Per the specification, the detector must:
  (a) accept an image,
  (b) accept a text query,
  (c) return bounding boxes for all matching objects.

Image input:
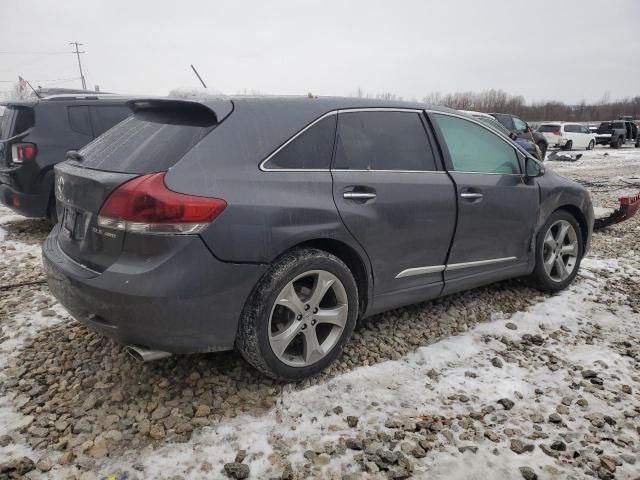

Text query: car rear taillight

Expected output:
[11,143,36,164]
[97,172,226,234]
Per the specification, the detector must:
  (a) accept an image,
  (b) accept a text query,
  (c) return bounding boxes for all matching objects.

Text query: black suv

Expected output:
[0,92,131,221]
[491,113,548,159]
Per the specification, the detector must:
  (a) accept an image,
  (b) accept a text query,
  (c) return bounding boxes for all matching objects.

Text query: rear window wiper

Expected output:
[66,150,84,162]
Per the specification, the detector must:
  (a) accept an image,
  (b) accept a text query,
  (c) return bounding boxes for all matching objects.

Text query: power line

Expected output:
[0,51,71,55]
[69,41,86,90]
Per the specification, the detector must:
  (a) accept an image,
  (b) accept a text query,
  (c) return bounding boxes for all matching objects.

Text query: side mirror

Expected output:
[509,132,518,140]
[525,156,545,178]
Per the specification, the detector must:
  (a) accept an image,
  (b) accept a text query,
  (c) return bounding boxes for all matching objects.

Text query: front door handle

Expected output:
[460,192,483,199]
[343,192,377,200]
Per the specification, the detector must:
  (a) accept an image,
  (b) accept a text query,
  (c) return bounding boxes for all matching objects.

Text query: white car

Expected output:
[537,122,596,151]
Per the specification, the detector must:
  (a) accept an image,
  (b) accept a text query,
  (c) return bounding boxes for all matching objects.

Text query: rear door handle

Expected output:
[343,192,377,200]
[460,192,483,199]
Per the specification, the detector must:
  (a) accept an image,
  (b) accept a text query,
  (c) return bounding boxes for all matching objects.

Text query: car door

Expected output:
[430,112,539,295]
[331,109,457,309]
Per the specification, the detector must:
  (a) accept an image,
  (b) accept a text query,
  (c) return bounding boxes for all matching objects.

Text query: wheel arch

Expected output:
[289,238,371,316]
[553,205,589,256]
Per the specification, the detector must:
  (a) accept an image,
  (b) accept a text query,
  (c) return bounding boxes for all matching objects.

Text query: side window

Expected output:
[90,106,131,137]
[67,106,92,136]
[263,115,336,170]
[513,116,528,133]
[580,125,589,134]
[433,113,521,175]
[492,114,514,131]
[333,111,437,171]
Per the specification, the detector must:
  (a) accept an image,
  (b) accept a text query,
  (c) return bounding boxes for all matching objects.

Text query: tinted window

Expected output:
[513,116,528,132]
[78,110,215,174]
[613,122,624,129]
[538,124,560,133]
[90,105,131,136]
[580,125,590,134]
[67,106,92,136]
[492,114,513,130]
[434,113,520,174]
[264,115,336,170]
[334,111,436,171]
[1,106,35,138]
[474,116,512,137]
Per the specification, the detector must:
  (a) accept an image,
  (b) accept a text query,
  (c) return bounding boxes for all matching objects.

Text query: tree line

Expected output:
[354,88,640,122]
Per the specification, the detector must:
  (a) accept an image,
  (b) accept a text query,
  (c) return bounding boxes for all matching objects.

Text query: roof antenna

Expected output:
[190,64,207,89]
[23,77,42,99]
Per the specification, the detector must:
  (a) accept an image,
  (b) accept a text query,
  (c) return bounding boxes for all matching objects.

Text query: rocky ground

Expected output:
[0,146,639,479]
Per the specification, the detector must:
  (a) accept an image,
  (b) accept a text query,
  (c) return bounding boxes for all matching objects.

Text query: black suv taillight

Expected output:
[11,143,36,164]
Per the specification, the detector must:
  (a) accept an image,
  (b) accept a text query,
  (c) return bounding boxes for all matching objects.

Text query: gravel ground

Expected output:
[0,145,639,479]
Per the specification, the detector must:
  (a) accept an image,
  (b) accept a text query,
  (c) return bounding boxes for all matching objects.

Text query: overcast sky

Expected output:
[1,0,639,104]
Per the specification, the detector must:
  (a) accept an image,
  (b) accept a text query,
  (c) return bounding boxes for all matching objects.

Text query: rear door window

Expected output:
[78,109,216,173]
[492,114,514,131]
[67,106,92,136]
[89,105,131,136]
[263,115,336,170]
[333,111,437,171]
[433,113,520,175]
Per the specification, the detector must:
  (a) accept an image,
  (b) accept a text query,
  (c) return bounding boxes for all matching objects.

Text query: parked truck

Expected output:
[595,120,639,148]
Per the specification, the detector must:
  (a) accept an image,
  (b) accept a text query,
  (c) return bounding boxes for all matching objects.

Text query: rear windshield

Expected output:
[77,108,216,173]
[0,106,35,139]
[538,124,560,133]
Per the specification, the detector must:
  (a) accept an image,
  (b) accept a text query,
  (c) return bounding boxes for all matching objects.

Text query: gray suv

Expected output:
[43,97,594,380]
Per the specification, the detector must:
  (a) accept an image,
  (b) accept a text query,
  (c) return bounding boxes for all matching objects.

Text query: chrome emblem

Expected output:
[55,176,65,201]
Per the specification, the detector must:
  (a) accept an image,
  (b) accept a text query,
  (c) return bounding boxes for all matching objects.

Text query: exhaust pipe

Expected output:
[126,345,172,362]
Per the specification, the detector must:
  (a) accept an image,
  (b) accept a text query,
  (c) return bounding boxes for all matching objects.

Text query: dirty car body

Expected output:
[43,96,594,379]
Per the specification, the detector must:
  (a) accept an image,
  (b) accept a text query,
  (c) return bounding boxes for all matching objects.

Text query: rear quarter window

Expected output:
[263,115,336,170]
[90,105,132,136]
[67,106,93,136]
[0,106,35,138]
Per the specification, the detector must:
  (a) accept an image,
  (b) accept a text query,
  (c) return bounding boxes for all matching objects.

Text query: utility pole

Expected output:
[69,41,86,90]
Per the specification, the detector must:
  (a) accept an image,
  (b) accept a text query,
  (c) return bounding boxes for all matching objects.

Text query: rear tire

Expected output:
[236,248,359,381]
[562,140,573,151]
[611,137,623,149]
[587,140,595,150]
[527,210,583,293]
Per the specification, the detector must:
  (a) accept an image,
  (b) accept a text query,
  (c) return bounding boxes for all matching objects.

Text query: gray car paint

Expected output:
[43,96,594,355]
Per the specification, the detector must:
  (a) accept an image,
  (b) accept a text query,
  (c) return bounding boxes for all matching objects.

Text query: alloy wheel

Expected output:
[268,270,348,367]
[542,220,579,282]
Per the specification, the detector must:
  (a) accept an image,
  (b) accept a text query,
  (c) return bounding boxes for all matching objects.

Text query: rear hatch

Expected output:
[537,124,561,142]
[0,104,36,174]
[54,98,230,272]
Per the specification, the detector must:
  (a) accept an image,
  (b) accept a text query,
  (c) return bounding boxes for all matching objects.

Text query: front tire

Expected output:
[236,248,358,381]
[527,210,583,293]
[587,140,595,150]
[563,140,573,151]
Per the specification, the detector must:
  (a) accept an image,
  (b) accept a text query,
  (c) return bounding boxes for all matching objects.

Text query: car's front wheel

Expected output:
[237,248,358,381]
[587,140,595,150]
[527,210,583,293]
[563,140,573,151]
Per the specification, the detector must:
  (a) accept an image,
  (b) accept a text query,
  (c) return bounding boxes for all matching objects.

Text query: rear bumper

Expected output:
[0,182,49,217]
[42,225,268,353]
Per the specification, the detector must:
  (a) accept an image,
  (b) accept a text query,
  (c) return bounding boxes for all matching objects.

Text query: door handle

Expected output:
[343,192,377,200]
[460,192,483,199]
